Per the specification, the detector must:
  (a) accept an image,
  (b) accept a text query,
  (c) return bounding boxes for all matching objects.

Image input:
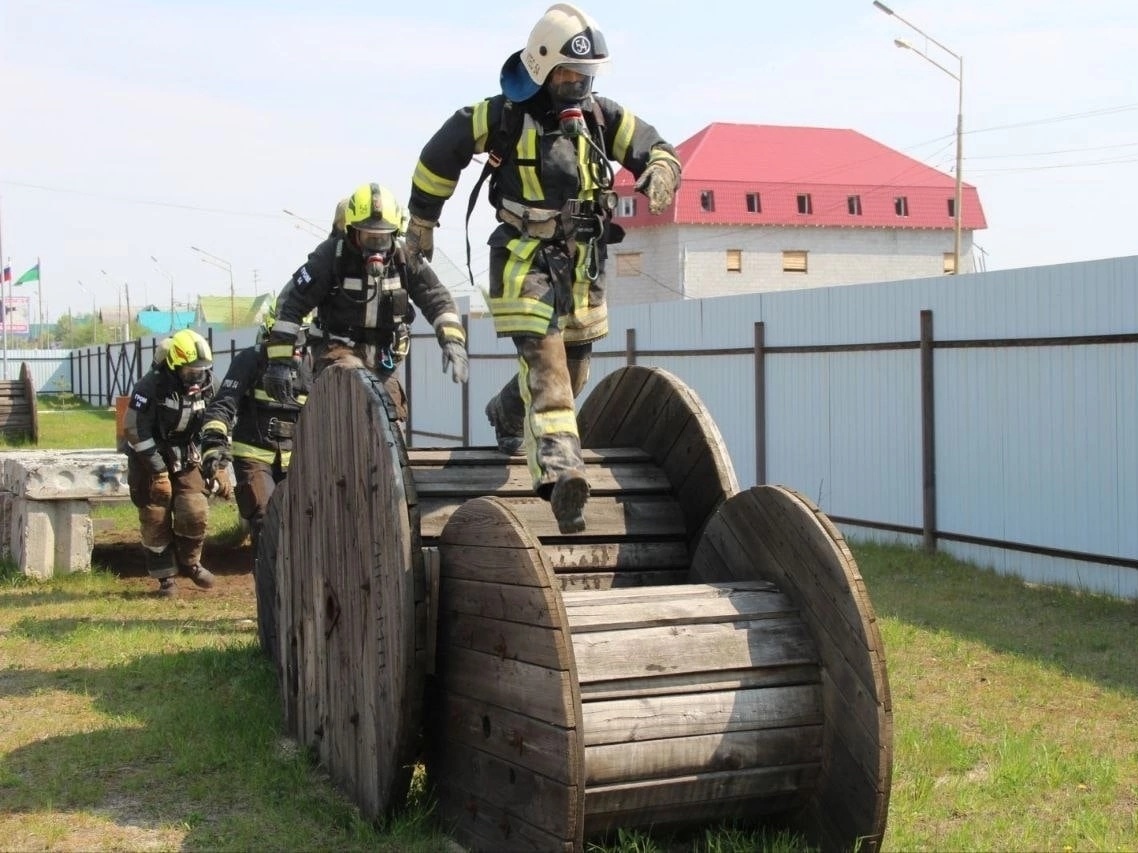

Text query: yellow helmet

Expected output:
[166,329,212,370]
[343,183,408,253]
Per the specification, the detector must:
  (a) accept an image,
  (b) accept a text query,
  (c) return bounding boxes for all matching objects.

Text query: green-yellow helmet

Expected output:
[343,183,409,254]
[166,329,212,370]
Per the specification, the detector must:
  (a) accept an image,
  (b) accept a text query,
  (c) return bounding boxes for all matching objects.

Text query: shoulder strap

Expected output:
[463,100,524,287]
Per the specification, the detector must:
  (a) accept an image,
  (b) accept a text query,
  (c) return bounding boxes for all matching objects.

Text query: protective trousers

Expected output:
[127,458,210,577]
[234,456,286,551]
[310,340,409,421]
[486,341,593,447]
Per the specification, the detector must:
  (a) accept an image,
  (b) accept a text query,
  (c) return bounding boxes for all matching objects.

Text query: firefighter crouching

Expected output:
[199,299,311,552]
[262,182,469,416]
[122,329,230,597]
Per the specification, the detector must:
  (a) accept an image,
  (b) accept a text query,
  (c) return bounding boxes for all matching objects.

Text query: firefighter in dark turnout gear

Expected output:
[200,299,311,551]
[406,3,681,533]
[122,329,224,596]
[264,183,468,416]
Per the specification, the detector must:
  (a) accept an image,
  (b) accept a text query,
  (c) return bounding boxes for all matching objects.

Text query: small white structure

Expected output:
[0,450,128,579]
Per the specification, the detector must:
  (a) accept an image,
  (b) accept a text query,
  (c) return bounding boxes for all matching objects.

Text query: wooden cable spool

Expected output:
[268,364,891,852]
[0,363,39,444]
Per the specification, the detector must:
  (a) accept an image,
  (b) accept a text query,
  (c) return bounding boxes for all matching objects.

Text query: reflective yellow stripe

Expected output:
[533,410,579,435]
[577,135,595,193]
[472,100,490,153]
[613,112,636,162]
[648,148,681,169]
[232,442,276,463]
[438,326,466,344]
[518,121,542,201]
[490,299,554,336]
[202,420,228,436]
[412,161,457,199]
[266,344,294,360]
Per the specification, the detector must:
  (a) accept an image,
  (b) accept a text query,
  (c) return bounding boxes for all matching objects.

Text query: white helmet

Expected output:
[501,4,610,101]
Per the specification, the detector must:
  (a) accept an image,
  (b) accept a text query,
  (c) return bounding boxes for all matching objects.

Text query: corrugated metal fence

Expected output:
[9,256,1137,598]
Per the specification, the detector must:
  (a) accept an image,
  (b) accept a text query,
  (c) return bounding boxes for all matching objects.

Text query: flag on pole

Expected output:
[14,262,39,286]
[1,265,10,284]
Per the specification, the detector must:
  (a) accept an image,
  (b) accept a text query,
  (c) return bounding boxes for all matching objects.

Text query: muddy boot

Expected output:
[485,395,523,456]
[157,577,177,597]
[182,563,216,589]
[550,470,590,534]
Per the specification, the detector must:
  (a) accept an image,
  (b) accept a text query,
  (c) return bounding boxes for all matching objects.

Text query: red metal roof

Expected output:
[614,122,986,231]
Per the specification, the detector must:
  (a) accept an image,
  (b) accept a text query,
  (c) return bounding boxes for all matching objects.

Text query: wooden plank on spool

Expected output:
[408,446,650,466]
[580,685,822,746]
[543,541,690,574]
[562,581,794,631]
[689,485,892,853]
[571,618,818,686]
[420,494,687,543]
[431,497,584,853]
[584,727,824,786]
[584,765,820,836]
[412,460,670,496]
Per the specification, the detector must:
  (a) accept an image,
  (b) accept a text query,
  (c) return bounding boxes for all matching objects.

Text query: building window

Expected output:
[947,198,956,217]
[700,190,715,212]
[943,253,955,275]
[726,249,742,273]
[894,196,909,217]
[847,195,863,215]
[796,194,813,215]
[746,192,762,213]
[783,250,808,273]
[616,252,643,276]
[618,196,637,217]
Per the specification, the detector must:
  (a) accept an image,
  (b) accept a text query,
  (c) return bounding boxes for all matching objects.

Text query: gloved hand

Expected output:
[404,215,437,263]
[201,440,232,480]
[149,471,172,505]
[262,361,298,405]
[441,340,469,383]
[207,466,233,501]
[634,158,680,215]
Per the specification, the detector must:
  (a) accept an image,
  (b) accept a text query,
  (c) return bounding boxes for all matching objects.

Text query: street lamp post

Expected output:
[189,246,236,327]
[150,255,177,332]
[873,0,964,275]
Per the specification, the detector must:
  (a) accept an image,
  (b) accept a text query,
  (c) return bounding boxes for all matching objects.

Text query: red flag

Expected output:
[1,265,10,284]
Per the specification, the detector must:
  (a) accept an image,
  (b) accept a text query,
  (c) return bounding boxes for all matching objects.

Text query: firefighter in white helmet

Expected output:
[406,4,681,533]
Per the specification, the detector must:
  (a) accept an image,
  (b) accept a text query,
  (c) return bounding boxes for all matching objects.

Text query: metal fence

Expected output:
[11,255,1138,599]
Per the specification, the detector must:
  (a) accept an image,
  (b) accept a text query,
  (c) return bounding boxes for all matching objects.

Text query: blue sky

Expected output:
[1,0,1136,321]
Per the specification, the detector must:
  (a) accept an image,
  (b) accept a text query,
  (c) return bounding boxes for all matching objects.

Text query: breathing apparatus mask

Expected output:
[548,65,594,138]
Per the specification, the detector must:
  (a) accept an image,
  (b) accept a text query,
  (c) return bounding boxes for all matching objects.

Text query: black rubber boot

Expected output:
[485,396,524,456]
[157,578,177,597]
[182,564,216,589]
[550,471,590,534]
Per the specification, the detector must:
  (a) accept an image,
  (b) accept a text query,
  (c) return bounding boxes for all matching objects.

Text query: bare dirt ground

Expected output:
[92,527,257,601]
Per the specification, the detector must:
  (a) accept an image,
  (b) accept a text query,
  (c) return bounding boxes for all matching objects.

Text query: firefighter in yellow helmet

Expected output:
[406,3,681,533]
[122,328,226,596]
[199,295,311,553]
[263,182,468,418]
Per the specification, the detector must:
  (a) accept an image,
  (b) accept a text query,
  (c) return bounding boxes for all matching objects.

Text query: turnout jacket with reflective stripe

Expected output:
[123,367,214,473]
[201,345,310,463]
[269,236,462,350]
[409,90,680,237]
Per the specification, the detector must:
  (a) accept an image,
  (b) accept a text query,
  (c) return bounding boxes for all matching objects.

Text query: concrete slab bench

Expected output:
[0,450,128,579]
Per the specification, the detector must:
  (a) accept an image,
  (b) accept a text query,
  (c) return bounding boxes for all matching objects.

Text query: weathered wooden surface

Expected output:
[577,365,739,540]
[433,497,832,850]
[0,363,38,444]
[432,497,583,853]
[254,479,286,667]
[265,364,892,851]
[277,365,423,821]
[690,485,893,853]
